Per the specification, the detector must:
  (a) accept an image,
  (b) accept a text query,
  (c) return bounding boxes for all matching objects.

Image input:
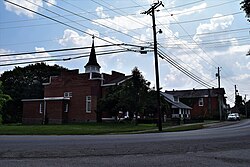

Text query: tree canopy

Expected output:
[0,63,66,123]
[0,81,11,123]
[98,67,169,124]
[241,0,250,22]
[240,0,250,55]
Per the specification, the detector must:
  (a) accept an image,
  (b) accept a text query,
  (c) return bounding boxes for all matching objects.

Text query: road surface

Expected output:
[0,120,250,167]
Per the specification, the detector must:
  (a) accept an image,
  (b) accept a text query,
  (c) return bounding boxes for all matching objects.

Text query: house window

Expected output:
[173,96,179,102]
[199,98,204,106]
[86,96,91,113]
[64,92,72,98]
[39,102,44,114]
[64,103,69,113]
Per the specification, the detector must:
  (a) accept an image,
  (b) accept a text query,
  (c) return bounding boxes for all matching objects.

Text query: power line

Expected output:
[158,50,215,88]
[41,0,146,44]
[0,49,130,67]
[0,44,122,57]
[169,0,240,16]
[3,0,144,54]
[168,12,243,25]
[0,48,128,62]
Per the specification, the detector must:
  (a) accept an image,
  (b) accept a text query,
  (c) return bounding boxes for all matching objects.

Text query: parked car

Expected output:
[227,113,240,121]
[233,113,240,120]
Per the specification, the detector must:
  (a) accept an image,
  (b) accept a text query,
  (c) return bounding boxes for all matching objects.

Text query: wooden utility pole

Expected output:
[235,85,238,104]
[216,67,221,88]
[142,1,164,131]
[245,94,247,118]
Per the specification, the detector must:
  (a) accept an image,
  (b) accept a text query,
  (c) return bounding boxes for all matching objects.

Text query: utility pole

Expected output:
[244,94,247,118]
[216,67,221,88]
[235,85,238,104]
[142,0,164,131]
[216,67,222,120]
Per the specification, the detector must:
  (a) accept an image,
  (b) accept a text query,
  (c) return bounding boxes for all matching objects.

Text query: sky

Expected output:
[0,0,249,106]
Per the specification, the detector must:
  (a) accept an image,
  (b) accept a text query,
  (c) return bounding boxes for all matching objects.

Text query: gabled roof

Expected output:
[166,88,225,98]
[161,92,192,109]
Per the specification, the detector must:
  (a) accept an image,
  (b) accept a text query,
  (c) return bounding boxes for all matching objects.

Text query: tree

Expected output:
[235,95,245,115]
[0,81,11,124]
[240,0,250,55]
[98,67,169,124]
[0,63,66,123]
[241,0,250,22]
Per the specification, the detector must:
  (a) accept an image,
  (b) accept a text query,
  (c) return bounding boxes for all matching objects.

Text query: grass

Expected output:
[0,122,204,135]
[0,122,157,135]
[163,124,204,132]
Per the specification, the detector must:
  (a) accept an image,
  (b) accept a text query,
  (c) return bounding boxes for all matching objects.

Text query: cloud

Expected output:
[58,29,91,47]
[194,14,234,42]
[0,48,42,74]
[96,6,109,18]
[45,0,56,7]
[58,29,126,72]
[172,2,207,17]
[4,0,56,18]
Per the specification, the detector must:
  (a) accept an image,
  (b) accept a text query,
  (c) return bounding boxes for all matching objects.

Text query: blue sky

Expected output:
[0,0,249,106]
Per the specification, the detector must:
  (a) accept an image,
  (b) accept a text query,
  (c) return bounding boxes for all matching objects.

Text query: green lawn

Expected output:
[0,122,204,135]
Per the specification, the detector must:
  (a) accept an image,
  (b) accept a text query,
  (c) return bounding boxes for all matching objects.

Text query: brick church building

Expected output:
[22,39,131,124]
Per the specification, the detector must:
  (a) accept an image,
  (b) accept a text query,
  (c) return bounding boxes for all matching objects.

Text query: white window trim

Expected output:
[86,96,91,113]
[64,92,72,98]
[199,98,204,106]
[64,103,69,113]
[39,102,43,114]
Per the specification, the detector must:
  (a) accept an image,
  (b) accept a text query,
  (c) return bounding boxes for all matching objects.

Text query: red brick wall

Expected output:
[184,97,219,119]
[22,101,43,124]
[44,70,102,122]
[46,101,63,124]
[23,70,127,124]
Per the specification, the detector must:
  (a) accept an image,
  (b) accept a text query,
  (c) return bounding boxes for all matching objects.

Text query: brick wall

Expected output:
[22,101,43,124]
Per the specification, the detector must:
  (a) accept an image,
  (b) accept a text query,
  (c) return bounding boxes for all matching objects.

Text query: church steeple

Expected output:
[84,36,101,73]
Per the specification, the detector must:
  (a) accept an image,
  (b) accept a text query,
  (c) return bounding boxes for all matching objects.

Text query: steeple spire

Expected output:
[84,36,101,73]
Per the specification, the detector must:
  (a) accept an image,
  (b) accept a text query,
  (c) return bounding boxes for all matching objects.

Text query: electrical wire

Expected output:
[0,44,122,57]
[0,49,130,67]
[41,0,146,44]
[158,50,215,88]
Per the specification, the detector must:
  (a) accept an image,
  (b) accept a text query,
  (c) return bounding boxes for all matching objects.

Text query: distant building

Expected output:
[22,39,131,124]
[161,92,192,119]
[166,88,228,120]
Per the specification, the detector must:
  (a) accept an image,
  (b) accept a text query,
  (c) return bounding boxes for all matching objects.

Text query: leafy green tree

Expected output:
[241,0,250,22]
[0,81,11,124]
[235,95,245,115]
[98,67,169,124]
[0,63,66,123]
[240,0,250,55]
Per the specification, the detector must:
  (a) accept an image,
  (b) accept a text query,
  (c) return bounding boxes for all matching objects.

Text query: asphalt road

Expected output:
[0,120,250,167]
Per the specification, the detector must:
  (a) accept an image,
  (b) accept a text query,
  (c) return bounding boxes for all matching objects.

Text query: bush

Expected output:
[138,118,158,124]
[183,118,204,124]
[0,114,2,124]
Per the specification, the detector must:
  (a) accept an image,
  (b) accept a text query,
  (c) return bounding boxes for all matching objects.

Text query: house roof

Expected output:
[166,88,225,98]
[160,92,192,110]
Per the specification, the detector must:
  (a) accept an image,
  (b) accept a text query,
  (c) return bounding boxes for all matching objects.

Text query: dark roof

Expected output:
[103,75,132,86]
[166,88,225,98]
[161,92,192,109]
[85,39,100,68]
